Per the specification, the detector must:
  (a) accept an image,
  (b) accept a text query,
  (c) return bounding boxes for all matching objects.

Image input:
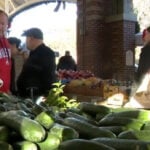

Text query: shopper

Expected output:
[17,27,57,99]
[136,26,150,83]
[8,37,29,95]
[0,10,11,93]
[57,50,77,71]
[127,26,150,108]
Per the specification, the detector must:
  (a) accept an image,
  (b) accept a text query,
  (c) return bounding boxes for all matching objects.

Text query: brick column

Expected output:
[105,0,137,80]
[77,0,137,80]
[77,0,105,77]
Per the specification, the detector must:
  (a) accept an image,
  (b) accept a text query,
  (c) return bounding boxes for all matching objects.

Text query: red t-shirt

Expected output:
[0,37,11,93]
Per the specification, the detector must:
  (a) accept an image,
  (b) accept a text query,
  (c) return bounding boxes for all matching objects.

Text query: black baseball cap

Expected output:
[22,27,43,39]
[8,37,21,48]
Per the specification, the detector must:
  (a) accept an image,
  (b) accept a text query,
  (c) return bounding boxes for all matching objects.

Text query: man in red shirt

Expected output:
[0,10,11,93]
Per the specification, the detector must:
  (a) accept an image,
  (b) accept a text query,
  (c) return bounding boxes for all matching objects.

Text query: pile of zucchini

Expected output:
[1,90,150,150]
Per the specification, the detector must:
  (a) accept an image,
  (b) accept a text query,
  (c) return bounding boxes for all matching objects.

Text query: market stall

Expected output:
[57,69,131,107]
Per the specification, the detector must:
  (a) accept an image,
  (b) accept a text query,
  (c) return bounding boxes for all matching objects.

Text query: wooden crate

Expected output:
[64,84,103,97]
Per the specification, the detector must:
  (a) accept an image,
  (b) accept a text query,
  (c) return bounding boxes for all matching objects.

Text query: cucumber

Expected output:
[0,111,46,142]
[78,102,111,116]
[0,104,6,112]
[58,139,116,150]
[13,141,38,150]
[99,116,144,130]
[92,137,150,150]
[118,130,150,142]
[37,132,61,150]
[66,111,98,126]
[105,109,150,121]
[142,121,150,130]
[9,131,23,144]
[31,104,47,116]
[0,141,13,150]
[63,117,116,139]
[96,113,108,121]
[0,125,10,141]
[35,110,55,130]
[99,126,127,135]
[0,110,28,117]
[50,123,79,141]
[16,103,32,114]
[23,98,34,108]
[0,93,18,103]
[57,112,67,118]
[111,107,137,112]
[66,107,82,115]
[3,103,17,111]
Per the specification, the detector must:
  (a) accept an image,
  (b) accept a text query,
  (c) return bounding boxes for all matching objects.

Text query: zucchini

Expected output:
[92,137,150,150]
[37,132,61,150]
[13,141,38,150]
[0,141,13,150]
[58,139,116,150]
[99,116,144,130]
[35,110,55,130]
[0,111,46,142]
[50,123,79,141]
[118,130,150,142]
[63,117,116,139]
[78,102,111,116]
[105,109,150,121]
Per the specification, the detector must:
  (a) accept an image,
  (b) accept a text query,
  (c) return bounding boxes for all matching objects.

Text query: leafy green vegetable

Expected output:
[45,81,79,109]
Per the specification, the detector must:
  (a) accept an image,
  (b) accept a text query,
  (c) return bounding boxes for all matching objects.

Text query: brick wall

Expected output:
[77,0,136,80]
[105,20,135,80]
[77,0,105,77]
[123,21,136,80]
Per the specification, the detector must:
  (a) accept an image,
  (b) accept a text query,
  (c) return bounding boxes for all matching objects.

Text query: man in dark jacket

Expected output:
[136,26,150,84]
[17,27,57,98]
[57,51,77,71]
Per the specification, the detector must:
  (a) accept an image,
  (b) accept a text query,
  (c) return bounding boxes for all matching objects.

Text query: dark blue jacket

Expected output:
[57,55,77,71]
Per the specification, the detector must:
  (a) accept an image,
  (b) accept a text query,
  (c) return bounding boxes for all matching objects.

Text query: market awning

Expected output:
[0,0,76,21]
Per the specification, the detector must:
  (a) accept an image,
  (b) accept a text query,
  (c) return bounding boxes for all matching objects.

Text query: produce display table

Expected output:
[58,70,130,106]
[64,83,129,107]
